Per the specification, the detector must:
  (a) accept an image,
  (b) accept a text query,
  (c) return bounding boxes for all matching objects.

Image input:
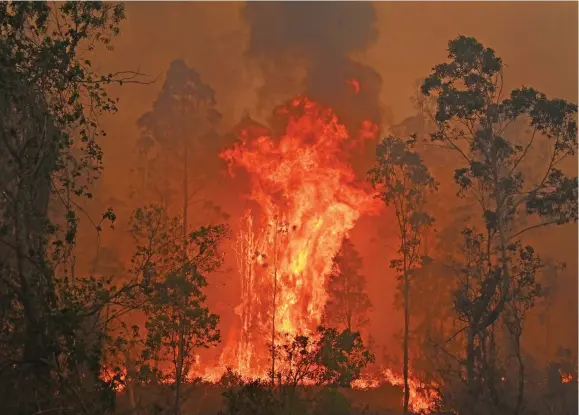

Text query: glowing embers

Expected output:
[559,370,574,384]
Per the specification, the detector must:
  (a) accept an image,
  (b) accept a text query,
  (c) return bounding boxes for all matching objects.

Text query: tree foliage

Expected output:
[0,2,144,413]
[369,135,437,414]
[123,205,227,413]
[220,327,371,415]
[421,35,578,414]
[134,59,223,220]
[274,326,375,388]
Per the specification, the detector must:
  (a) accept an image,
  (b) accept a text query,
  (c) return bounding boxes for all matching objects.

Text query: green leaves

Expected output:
[526,170,578,224]
[369,135,437,205]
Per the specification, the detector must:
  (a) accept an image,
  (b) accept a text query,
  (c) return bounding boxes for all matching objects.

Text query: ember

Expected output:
[347,78,361,94]
[560,370,574,384]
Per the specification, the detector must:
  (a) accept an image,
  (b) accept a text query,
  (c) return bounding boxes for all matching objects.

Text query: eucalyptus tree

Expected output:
[369,136,437,414]
[421,35,577,413]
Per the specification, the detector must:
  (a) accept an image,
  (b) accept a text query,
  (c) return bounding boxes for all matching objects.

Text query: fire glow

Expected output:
[217,96,380,376]
[352,368,440,414]
[188,95,438,412]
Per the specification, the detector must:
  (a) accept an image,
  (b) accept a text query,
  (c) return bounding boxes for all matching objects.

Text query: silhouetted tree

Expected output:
[369,136,437,414]
[128,205,227,415]
[421,35,578,414]
[322,237,372,332]
[135,60,222,236]
[219,327,373,415]
[0,2,146,413]
[274,326,374,388]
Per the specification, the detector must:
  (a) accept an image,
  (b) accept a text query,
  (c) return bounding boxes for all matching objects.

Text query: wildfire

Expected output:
[352,368,440,414]
[100,367,126,392]
[559,370,574,384]
[346,78,361,94]
[217,96,379,377]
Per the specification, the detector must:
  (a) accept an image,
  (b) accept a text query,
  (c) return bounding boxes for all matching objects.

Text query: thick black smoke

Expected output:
[242,2,383,131]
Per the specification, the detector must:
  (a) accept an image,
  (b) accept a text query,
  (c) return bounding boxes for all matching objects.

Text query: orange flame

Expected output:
[352,368,440,414]
[560,370,574,384]
[100,367,126,392]
[346,78,361,94]
[217,96,380,377]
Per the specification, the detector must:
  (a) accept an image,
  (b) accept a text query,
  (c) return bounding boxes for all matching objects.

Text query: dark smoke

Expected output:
[242,2,383,130]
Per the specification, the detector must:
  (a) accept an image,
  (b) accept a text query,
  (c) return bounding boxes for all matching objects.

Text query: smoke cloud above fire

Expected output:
[243,2,383,131]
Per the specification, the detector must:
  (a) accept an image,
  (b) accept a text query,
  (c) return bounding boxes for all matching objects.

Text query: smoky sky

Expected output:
[91,1,577,363]
[243,2,383,129]
[243,2,378,57]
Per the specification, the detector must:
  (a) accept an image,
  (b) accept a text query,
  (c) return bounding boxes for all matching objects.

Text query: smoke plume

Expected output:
[242,2,383,131]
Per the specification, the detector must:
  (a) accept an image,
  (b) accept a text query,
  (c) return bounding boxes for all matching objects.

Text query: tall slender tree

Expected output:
[129,206,226,415]
[136,59,222,239]
[369,136,437,414]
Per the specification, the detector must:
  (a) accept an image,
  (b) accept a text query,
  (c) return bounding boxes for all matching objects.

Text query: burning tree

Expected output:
[420,35,578,414]
[219,97,379,379]
[322,237,373,333]
[369,136,437,415]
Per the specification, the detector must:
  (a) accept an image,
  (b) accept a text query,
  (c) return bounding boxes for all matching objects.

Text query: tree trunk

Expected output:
[403,253,410,414]
[514,329,525,415]
[466,327,476,411]
[183,133,189,247]
[7,94,60,411]
[125,349,138,414]
[174,321,185,415]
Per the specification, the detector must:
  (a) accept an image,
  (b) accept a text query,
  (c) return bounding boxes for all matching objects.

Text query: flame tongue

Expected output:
[219,96,378,376]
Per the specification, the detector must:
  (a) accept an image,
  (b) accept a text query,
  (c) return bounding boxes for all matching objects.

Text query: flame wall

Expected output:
[215,97,380,377]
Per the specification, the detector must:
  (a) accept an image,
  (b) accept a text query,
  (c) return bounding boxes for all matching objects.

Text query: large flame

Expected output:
[186,96,437,413]
[217,96,379,376]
